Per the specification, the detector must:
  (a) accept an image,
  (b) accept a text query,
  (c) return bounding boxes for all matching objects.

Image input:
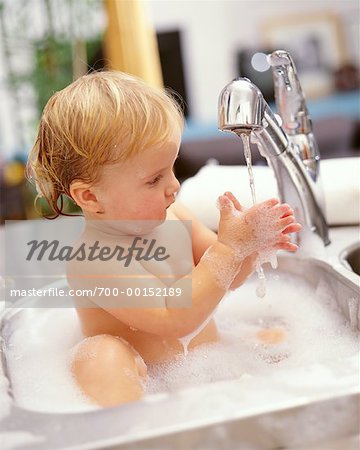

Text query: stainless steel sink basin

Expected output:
[1,248,359,450]
[0,222,359,450]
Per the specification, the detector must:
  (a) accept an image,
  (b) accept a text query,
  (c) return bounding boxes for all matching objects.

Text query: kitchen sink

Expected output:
[341,241,360,276]
[0,226,359,450]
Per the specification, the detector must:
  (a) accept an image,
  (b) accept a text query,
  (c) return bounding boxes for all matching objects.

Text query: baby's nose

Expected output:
[166,175,180,197]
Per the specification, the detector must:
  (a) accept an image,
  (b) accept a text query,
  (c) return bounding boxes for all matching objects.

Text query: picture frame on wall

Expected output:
[262,12,347,98]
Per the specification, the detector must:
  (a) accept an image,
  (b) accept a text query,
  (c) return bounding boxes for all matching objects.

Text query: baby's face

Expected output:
[94,128,181,222]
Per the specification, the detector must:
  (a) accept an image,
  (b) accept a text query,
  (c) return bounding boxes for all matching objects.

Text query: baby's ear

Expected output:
[70,180,103,213]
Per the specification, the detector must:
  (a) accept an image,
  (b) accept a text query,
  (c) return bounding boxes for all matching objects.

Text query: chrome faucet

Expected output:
[218,50,330,246]
[269,50,321,181]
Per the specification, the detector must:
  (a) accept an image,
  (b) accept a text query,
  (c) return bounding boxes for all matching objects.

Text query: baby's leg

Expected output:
[70,334,147,407]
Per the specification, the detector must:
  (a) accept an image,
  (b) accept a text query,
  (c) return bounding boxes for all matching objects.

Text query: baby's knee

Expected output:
[72,334,146,376]
[71,334,147,407]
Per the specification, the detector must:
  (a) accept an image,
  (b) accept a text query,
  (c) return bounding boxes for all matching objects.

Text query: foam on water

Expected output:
[2,272,358,412]
[146,271,359,394]
[3,309,99,412]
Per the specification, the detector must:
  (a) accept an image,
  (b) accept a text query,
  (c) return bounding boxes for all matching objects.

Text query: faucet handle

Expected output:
[268,50,312,136]
[269,50,321,181]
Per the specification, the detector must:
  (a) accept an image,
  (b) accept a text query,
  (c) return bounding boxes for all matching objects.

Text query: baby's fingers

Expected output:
[262,198,280,209]
[217,195,235,220]
[277,215,296,231]
[224,191,243,212]
[280,209,294,219]
[281,223,302,234]
[278,234,291,242]
[275,232,299,252]
[275,241,299,252]
[273,203,293,217]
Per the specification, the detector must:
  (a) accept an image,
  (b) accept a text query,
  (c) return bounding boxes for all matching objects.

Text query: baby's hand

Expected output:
[217,191,301,258]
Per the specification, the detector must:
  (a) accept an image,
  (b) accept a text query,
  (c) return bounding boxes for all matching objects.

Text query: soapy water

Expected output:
[146,272,359,394]
[3,308,98,412]
[2,271,358,412]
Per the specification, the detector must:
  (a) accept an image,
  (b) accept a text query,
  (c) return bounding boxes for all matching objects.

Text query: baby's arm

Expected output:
[69,194,300,339]
[68,199,247,339]
[172,202,256,290]
[169,201,217,264]
[68,235,241,339]
[172,193,301,291]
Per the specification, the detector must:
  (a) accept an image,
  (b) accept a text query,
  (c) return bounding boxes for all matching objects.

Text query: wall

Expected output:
[0,0,359,159]
[148,0,360,121]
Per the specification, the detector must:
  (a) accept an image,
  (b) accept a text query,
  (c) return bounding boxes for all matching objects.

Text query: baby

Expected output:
[27,71,301,407]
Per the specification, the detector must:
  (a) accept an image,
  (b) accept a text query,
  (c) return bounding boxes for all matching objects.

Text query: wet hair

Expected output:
[27,71,184,218]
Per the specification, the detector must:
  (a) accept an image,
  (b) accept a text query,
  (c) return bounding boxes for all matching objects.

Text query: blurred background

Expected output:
[0,0,359,222]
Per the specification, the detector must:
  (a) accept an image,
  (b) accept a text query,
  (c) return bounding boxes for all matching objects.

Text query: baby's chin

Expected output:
[126,219,165,235]
[89,214,166,235]
[124,212,167,235]
[139,209,168,224]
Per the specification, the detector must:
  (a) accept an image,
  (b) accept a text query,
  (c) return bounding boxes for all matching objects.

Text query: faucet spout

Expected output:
[218,77,288,156]
[218,76,330,246]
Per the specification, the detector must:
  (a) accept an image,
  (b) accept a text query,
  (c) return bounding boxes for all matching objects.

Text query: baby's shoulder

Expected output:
[65,232,138,278]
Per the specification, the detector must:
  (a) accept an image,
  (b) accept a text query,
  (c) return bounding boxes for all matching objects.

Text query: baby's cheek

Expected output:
[129,204,144,218]
[131,199,155,214]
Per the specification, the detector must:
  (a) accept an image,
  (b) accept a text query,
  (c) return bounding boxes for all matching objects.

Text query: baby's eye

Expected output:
[147,174,163,186]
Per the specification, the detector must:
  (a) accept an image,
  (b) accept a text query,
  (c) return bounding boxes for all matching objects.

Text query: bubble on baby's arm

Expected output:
[201,247,238,291]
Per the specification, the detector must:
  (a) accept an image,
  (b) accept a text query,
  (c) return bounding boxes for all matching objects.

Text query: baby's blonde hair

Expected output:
[27,70,184,218]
